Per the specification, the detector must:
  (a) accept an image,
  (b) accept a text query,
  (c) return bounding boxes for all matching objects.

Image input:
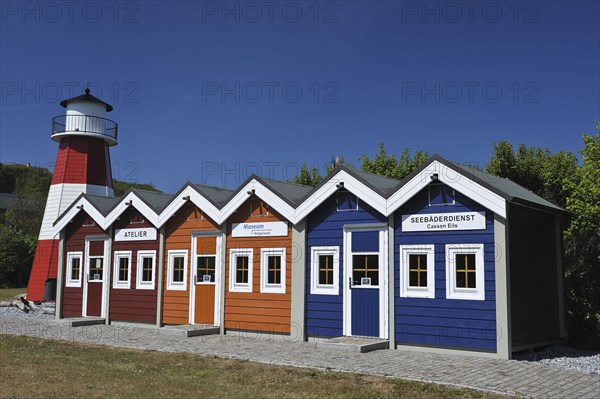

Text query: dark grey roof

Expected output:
[131,189,173,213]
[450,161,565,213]
[190,183,235,207]
[84,195,119,215]
[259,178,313,205]
[345,166,401,194]
[59,88,113,112]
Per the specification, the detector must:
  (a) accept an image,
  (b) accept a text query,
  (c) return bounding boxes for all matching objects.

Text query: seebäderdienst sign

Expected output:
[114,228,157,241]
[231,221,288,237]
[401,211,486,232]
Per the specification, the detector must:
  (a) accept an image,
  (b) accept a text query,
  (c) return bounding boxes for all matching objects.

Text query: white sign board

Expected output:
[402,211,486,232]
[114,228,157,241]
[231,221,288,237]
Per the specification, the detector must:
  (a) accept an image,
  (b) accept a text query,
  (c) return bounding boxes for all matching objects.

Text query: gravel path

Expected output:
[514,346,600,375]
[1,309,599,398]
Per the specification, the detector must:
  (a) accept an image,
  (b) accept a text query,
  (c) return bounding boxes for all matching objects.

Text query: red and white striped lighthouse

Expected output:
[27,88,118,301]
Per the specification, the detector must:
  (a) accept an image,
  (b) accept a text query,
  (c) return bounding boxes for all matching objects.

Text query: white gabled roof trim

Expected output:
[386,160,506,218]
[51,197,107,236]
[104,192,160,229]
[218,179,296,224]
[158,185,221,227]
[294,171,387,222]
[51,159,507,235]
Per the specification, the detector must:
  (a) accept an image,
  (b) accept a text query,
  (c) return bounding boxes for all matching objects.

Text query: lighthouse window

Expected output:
[167,250,188,290]
[66,251,83,287]
[260,248,286,294]
[229,248,253,293]
[310,246,339,295]
[445,244,485,301]
[399,245,435,298]
[137,250,156,290]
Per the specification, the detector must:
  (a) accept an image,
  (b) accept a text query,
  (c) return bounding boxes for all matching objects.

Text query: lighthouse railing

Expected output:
[51,115,119,141]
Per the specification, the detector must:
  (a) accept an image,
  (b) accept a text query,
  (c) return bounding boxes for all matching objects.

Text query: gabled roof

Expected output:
[256,177,313,206]
[217,175,311,224]
[450,161,565,213]
[189,183,235,207]
[85,194,120,215]
[51,154,566,235]
[158,182,235,227]
[343,166,401,195]
[52,193,117,235]
[130,189,173,213]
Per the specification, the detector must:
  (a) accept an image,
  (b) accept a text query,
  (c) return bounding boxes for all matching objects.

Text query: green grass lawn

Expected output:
[0,335,505,399]
[0,287,26,300]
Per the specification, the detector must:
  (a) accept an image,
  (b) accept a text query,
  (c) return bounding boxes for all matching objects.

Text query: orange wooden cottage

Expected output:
[219,177,311,335]
[159,183,233,327]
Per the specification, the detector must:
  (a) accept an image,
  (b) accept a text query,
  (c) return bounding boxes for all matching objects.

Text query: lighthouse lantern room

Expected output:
[27,89,118,301]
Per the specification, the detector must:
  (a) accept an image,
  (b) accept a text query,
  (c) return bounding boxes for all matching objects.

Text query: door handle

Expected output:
[349,277,353,290]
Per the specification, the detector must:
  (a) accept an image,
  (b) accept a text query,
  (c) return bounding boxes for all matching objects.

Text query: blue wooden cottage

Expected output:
[298,155,567,359]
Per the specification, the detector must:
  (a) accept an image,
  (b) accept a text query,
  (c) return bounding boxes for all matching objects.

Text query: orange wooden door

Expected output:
[193,236,217,325]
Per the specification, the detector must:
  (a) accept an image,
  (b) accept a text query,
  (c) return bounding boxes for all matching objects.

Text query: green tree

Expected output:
[1,164,51,237]
[486,141,578,209]
[293,164,322,187]
[0,225,36,287]
[361,144,429,180]
[112,180,161,197]
[563,124,600,348]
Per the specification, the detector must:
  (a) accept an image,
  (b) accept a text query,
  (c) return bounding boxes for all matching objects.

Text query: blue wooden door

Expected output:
[349,230,381,337]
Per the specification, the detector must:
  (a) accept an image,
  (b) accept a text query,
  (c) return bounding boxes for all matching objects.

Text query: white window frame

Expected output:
[112,251,132,289]
[445,243,485,301]
[167,250,188,291]
[65,251,83,288]
[399,244,435,299]
[310,246,340,295]
[229,248,253,293]
[260,247,286,294]
[136,250,156,290]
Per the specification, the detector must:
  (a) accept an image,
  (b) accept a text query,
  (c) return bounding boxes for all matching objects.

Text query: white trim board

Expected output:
[386,160,506,219]
[52,159,509,238]
[188,231,222,326]
[218,179,296,225]
[294,171,387,222]
[342,224,389,340]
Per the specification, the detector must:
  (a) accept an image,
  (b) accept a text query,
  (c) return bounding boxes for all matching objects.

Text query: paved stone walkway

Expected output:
[1,315,598,398]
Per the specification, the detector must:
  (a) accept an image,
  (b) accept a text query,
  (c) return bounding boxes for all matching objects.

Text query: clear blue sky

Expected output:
[1,1,598,193]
